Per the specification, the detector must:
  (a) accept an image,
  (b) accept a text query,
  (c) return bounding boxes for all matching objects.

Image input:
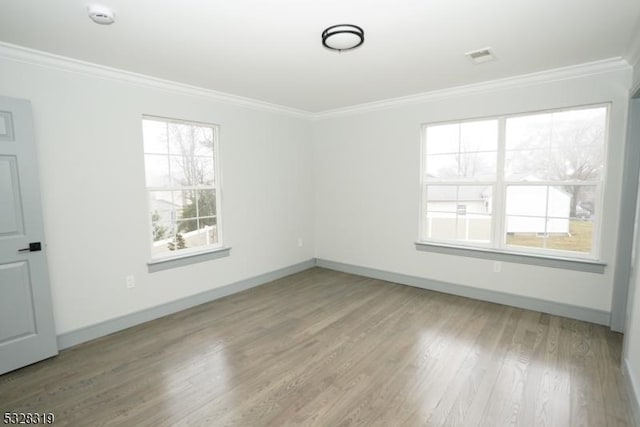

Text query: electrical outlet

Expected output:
[297,238,304,247]
[493,261,502,273]
[126,275,135,289]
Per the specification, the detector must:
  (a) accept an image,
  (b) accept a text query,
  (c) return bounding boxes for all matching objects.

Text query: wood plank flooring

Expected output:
[0,267,636,426]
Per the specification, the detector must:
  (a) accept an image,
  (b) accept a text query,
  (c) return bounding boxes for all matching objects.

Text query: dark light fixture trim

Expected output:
[322,24,365,52]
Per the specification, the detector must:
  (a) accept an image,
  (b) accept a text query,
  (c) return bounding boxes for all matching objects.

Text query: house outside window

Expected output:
[420,104,608,260]
[142,116,223,259]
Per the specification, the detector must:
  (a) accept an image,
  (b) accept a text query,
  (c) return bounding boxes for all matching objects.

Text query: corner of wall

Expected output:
[624,358,640,426]
[628,23,640,95]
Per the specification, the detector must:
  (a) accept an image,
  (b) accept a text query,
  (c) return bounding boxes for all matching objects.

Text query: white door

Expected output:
[0,96,57,375]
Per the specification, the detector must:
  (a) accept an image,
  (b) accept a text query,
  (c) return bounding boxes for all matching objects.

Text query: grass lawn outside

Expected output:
[505,220,593,253]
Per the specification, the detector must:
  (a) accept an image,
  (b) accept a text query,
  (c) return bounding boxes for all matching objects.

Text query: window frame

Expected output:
[142,115,225,264]
[418,103,610,264]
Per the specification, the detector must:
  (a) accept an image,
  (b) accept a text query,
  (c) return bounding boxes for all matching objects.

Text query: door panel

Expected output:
[0,111,15,141]
[0,262,36,342]
[0,96,57,375]
[0,156,24,235]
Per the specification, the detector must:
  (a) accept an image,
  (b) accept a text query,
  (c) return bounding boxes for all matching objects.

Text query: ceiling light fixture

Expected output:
[322,24,364,52]
[88,5,115,25]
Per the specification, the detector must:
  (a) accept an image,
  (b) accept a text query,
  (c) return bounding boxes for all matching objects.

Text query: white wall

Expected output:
[0,57,314,335]
[626,218,640,423]
[0,49,634,341]
[624,97,640,421]
[313,68,631,312]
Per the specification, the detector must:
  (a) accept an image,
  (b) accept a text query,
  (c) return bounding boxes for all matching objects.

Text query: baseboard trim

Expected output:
[623,359,640,426]
[315,259,611,326]
[57,259,316,350]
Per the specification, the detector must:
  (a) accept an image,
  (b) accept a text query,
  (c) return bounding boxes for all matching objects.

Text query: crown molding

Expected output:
[0,42,313,119]
[313,57,632,120]
[0,42,633,121]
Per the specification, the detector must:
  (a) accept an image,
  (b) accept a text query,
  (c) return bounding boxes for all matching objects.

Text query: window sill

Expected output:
[147,247,231,273]
[414,242,606,273]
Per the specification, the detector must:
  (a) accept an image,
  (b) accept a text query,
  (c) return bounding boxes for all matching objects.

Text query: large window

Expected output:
[420,105,608,260]
[142,116,222,259]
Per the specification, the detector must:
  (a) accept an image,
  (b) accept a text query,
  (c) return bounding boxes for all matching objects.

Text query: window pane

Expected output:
[167,230,190,251]
[182,219,219,247]
[426,186,457,212]
[427,153,496,180]
[458,152,496,179]
[505,149,549,180]
[505,186,547,217]
[506,113,552,150]
[466,214,492,242]
[425,185,493,243]
[177,219,197,236]
[425,212,492,243]
[505,218,545,248]
[573,186,596,220]
[505,184,594,254]
[170,156,189,186]
[545,220,592,253]
[170,156,214,186]
[193,126,215,157]
[460,120,498,152]
[426,154,459,179]
[426,124,458,155]
[550,108,606,151]
[197,189,216,217]
[425,213,457,240]
[175,190,196,220]
[547,143,603,181]
[142,119,168,154]
[151,216,173,243]
[168,219,219,249]
[149,190,173,211]
[152,238,177,257]
[426,120,498,180]
[506,107,606,182]
[547,186,571,220]
[427,186,492,213]
[168,122,192,156]
[506,215,547,235]
[168,123,215,157]
[149,191,175,243]
[144,154,170,187]
[199,156,215,185]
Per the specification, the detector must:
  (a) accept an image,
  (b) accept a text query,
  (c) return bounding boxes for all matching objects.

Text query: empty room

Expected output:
[2,1,640,425]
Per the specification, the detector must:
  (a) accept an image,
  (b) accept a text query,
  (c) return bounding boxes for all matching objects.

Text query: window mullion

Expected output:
[493,117,507,250]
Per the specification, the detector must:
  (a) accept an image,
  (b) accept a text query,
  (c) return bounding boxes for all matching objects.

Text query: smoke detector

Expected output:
[465,47,497,64]
[88,5,115,25]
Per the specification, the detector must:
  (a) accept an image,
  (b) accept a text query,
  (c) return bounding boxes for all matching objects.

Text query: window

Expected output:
[420,105,608,260]
[142,116,222,260]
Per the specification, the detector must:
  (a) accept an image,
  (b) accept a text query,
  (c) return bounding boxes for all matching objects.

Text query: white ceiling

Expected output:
[1,0,639,112]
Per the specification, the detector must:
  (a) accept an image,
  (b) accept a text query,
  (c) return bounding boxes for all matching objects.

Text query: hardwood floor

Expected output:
[0,267,636,426]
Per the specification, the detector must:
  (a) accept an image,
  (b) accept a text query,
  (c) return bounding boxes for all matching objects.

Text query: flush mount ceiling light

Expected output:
[322,24,364,52]
[88,5,115,25]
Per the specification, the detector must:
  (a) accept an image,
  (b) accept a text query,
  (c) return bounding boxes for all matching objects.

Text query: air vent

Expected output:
[465,47,497,64]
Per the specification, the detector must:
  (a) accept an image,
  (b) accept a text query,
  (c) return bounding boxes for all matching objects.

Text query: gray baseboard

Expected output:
[57,259,316,350]
[623,359,640,427]
[59,257,612,351]
[315,258,611,326]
